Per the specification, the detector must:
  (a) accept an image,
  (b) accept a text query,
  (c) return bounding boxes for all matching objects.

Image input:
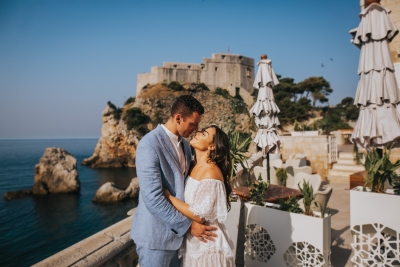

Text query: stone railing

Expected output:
[33,210,138,267]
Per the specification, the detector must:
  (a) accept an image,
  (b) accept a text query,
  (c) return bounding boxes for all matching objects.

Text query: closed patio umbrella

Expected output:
[249,54,282,181]
[350,1,400,150]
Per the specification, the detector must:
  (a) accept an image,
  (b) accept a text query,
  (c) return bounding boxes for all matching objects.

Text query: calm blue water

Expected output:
[0,139,138,267]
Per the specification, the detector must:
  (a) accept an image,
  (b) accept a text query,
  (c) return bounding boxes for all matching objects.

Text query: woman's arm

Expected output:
[163,189,205,224]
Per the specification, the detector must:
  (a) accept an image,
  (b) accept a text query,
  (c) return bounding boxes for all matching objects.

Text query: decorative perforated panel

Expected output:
[283,241,327,267]
[245,224,276,263]
[351,223,400,266]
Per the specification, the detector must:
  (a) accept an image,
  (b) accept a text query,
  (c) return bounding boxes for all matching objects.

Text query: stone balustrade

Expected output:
[33,211,139,267]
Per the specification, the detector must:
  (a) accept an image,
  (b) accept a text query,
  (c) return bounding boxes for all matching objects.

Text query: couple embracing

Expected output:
[130,95,235,267]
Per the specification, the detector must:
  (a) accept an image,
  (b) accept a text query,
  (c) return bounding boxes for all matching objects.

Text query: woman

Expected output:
[163,125,235,267]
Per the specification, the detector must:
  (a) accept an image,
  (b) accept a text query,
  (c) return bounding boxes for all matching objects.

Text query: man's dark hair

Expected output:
[170,95,204,118]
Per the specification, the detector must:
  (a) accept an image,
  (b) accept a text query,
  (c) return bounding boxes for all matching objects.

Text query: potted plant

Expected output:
[350,147,400,266]
[228,131,252,181]
[243,178,331,266]
[275,168,288,186]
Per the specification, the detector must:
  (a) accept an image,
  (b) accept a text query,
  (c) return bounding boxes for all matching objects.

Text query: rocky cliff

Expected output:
[82,105,140,168]
[82,83,256,168]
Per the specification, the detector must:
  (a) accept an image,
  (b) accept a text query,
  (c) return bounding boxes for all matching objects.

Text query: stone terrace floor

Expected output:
[322,181,352,267]
[327,144,357,267]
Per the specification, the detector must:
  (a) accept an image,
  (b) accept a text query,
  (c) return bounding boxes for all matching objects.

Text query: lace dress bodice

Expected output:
[180,177,235,267]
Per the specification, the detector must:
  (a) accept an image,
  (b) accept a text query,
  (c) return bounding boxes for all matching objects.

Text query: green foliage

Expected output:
[251,88,259,102]
[152,110,164,127]
[339,97,359,121]
[231,97,247,114]
[316,107,353,135]
[298,180,314,216]
[311,120,317,131]
[195,83,210,91]
[124,97,135,106]
[314,202,330,218]
[112,108,123,120]
[362,147,400,193]
[276,168,288,184]
[107,101,117,110]
[293,120,300,131]
[168,81,184,91]
[353,143,362,165]
[107,101,122,120]
[249,173,270,206]
[214,87,230,98]
[123,107,151,135]
[228,131,252,181]
[278,196,303,213]
[273,77,313,125]
[298,76,333,107]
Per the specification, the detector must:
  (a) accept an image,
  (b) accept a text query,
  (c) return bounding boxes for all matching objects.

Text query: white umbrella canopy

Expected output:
[350,2,400,150]
[249,56,282,156]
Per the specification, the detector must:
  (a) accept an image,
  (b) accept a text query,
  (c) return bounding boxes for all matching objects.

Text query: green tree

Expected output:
[298,76,333,106]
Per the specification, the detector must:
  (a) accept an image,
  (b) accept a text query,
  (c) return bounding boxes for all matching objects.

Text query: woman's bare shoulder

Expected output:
[199,165,224,182]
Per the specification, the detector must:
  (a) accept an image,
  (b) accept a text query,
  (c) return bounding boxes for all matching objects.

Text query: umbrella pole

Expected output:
[266,152,270,182]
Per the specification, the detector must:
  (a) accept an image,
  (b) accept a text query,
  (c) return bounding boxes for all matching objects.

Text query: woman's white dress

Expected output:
[180,177,235,267]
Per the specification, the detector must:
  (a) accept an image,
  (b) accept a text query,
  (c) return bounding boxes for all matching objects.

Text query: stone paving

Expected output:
[321,180,353,267]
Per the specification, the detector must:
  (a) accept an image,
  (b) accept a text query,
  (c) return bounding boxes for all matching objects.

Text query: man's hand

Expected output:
[190,221,218,243]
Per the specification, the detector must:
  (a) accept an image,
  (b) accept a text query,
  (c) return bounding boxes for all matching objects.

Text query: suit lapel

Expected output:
[157,125,181,171]
[182,139,192,176]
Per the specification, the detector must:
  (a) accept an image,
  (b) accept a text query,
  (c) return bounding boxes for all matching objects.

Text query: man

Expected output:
[131,95,217,267]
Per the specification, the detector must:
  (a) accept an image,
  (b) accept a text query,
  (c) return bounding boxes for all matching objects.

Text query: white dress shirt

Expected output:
[161,124,186,175]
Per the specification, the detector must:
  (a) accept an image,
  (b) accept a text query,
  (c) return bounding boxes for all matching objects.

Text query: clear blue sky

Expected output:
[0,0,362,139]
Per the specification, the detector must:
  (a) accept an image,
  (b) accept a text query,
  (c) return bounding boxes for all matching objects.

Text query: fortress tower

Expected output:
[136,53,255,105]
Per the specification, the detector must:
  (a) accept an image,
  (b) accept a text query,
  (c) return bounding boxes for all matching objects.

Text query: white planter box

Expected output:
[225,200,242,257]
[350,186,400,266]
[290,131,319,136]
[244,203,331,267]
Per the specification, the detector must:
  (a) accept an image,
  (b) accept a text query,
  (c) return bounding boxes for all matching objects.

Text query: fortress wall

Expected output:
[136,53,255,103]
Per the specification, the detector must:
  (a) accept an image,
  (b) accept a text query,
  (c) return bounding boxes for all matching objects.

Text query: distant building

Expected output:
[136,53,255,105]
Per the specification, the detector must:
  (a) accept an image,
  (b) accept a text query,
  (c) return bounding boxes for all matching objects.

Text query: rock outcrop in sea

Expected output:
[33,147,80,194]
[83,83,256,168]
[92,177,139,203]
[4,147,80,200]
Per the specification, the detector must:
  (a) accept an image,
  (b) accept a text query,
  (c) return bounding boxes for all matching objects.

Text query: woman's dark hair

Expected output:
[205,125,233,211]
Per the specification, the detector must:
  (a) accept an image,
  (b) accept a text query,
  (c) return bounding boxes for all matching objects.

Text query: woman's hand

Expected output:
[162,188,171,198]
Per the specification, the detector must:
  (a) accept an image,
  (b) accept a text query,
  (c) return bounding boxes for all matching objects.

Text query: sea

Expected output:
[0,139,138,267]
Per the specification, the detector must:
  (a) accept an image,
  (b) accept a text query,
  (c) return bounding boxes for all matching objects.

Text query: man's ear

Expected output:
[175,114,182,125]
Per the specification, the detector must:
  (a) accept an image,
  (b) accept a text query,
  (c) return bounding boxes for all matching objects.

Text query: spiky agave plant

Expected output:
[363,147,400,193]
[298,180,314,216]
[228,131,252,181]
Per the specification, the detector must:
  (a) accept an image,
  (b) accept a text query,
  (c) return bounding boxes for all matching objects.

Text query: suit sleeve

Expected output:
[136,140,192,237]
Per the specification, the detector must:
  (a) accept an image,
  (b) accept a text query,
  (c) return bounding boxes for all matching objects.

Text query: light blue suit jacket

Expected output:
[130,125,192,250]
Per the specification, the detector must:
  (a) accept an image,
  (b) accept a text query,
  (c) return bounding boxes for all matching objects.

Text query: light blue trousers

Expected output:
[136,245,181,267]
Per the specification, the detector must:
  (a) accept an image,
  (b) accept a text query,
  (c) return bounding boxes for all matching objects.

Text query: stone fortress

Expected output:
[136,53,255,105]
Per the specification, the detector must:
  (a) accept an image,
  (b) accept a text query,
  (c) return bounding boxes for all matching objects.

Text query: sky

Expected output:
[0,0,363,139]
